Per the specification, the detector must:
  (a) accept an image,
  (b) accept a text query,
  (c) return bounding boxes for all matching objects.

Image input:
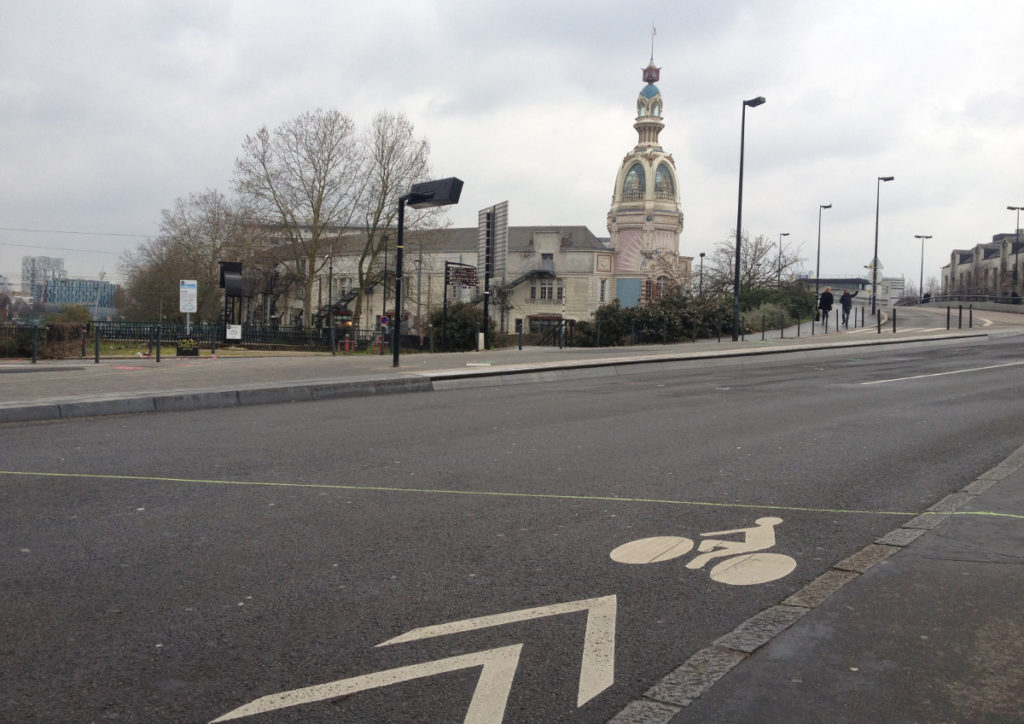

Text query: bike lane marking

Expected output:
[8,469,1016,519]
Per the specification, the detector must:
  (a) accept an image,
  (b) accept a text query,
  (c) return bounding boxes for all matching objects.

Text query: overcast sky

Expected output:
[3,0,1023,293]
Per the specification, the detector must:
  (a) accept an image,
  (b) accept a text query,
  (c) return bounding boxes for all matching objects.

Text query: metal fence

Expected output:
[0,321,399,356]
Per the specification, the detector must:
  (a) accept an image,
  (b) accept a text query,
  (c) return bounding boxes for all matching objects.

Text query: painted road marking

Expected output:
[210,645,523,723]
[380,595,617,708]
[211,595,617,722]
[861,360,1024,385]
[6,469,1002,519]
[610,536,694,564]
[612,517,798,586]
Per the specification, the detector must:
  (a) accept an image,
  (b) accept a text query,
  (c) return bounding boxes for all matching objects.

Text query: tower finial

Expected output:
[650,24,657,64]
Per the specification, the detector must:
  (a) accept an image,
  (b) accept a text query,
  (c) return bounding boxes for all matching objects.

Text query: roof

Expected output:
[640,84,661,99]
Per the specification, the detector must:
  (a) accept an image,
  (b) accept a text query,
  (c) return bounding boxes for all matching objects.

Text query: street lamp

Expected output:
[699,252,705,297]
[327,251,335,355]
[872,176,895,315]
[777,232,789,287]
[393,177,463,367]
[914,235,931,301]
[815,204,831,303]
[732,95,766,341]
[1009,206,1023,293]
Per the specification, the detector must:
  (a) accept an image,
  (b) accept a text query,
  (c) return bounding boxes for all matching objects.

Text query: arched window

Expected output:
[622,163,645,200]
[655,164,675,199]
[638,102,647,117]
[652,103,660,117]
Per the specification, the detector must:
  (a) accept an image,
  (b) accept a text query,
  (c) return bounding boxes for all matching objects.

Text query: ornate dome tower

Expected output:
[607,55,685,300]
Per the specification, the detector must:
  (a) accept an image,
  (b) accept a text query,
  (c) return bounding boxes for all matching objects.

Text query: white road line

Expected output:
[862,360,1024,385]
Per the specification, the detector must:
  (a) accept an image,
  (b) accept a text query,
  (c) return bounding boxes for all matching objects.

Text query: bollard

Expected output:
[345,334,351,354]
[946,306,951,330]
[81,326,87,357]
[797,316,801,338]
[761,314,766,341]
[330,326,337,356]
[892,308,897,334]
[877,311,882,334]
[716,315,721,343]
[741,317,746,341]
[780,313,785,339]
[95,325,100,364]
[156,326,161,362]
[969,305,973,328]
[958,305,963,329]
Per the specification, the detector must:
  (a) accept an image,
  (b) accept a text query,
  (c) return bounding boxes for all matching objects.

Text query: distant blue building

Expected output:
[43,278,118,308]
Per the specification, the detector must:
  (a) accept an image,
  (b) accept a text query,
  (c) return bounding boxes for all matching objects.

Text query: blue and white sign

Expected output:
[179,279,198,314]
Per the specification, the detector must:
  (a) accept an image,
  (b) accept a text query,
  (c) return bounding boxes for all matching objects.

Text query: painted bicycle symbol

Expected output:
[609,516,797,586]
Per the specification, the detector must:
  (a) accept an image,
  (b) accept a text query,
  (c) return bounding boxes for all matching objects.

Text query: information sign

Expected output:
[179,279,198,314]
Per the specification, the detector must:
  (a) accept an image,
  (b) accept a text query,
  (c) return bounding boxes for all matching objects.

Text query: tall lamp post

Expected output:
[732,95,766,341]
[379,234,389,356]
[871,176,895,315]
[777,232,789,287]
[815,204,831,303]
[914,234,931,301]
[393,177,463,367]
[698,252,705,297]
[1009,205,1023,295]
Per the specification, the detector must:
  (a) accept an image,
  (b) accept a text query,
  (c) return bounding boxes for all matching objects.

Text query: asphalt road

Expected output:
[2,333,1023,722]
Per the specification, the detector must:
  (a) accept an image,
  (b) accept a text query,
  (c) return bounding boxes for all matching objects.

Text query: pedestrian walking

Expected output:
[817,287,834,325]
[839,288,858,328]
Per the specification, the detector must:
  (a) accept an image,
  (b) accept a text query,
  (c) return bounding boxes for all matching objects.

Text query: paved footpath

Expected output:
[3,324,1023,722]
[0,324,994,423]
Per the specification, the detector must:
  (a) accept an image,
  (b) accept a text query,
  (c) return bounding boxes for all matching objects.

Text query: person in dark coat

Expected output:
[839,288,859,327]
[817,287,834,324]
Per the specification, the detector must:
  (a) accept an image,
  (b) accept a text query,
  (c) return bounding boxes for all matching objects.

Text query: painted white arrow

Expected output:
[209,594,616,722]
[379,594,617,707]
[210,644,522,723]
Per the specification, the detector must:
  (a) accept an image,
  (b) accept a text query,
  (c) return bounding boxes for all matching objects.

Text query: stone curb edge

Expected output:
[0,377,433,423]
[606,442,1024,723]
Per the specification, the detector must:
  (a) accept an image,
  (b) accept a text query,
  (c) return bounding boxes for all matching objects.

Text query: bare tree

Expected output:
[119,190,254,322]
[703,232,805,296]
[351,111,441,325]
[234,109,364,326]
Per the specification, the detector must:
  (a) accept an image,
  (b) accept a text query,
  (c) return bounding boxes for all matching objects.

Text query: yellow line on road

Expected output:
[2,469,1020,520]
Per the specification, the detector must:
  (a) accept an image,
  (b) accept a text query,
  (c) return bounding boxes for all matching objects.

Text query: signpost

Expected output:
[178,280,199,356]
[179,280,197,333]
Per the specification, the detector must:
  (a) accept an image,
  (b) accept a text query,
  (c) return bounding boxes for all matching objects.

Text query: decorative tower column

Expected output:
[607,55,685,306]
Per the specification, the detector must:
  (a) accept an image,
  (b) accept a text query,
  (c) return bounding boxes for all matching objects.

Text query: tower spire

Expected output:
[650,25,656,65]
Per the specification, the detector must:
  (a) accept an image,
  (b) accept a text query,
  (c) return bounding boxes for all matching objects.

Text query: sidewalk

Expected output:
[0,326,993,423]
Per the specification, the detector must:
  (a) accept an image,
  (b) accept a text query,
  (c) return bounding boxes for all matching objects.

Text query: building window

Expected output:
[540,279,554,300]
[655,164,675,199]
[622,163,645,200]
